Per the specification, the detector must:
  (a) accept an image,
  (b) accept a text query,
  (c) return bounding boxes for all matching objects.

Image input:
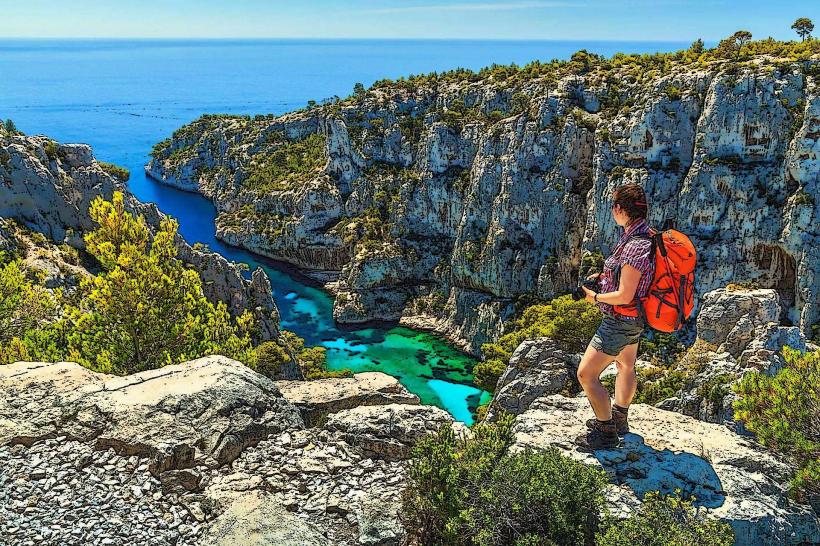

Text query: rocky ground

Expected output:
[486,286,820,545]
[0,358,451,546]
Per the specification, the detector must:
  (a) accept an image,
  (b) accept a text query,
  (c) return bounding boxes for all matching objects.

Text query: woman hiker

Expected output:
[574,183,655,452]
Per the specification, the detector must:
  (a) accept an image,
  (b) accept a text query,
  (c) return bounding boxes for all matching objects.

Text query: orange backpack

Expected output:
[613,229,697,333]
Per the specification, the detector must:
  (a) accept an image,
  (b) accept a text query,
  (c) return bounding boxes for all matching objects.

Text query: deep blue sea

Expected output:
[0,39,690,422]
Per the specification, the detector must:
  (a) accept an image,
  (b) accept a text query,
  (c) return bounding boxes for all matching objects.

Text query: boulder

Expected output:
[325,403,465,460]
[202,490,328,546]
[487,337,578,420]
[276,372,419,426]
[0,357,303,474]
[658,288,808,425]
[512,395,820,546]
[697,288,805,368]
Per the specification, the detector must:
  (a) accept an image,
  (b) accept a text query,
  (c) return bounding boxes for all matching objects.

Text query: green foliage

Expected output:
[61,192,257,374]
[631,339,717,405]
[279,330,350,379]
[639,332,685,366]
[597,492,734,546]
[665,85,683,101]
[43,140,59,161]
[252,340,291,378]
[478,296,601,393]
[792,18,814,41]
[98,161,130,182]
[3,119,20,135]
[794,191,815,206]
[244,133,326,192]
[0,260,58,350]
[401,414,607,546]
[689,39,705,56]
[473,358,507,393]
[150,138,172,158]
[353,82,366,98]
[581,250,605,277]
[697,373,734,408]
[734,348,820,500]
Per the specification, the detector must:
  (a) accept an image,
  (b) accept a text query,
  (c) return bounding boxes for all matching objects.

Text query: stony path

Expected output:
[0,439,203,546]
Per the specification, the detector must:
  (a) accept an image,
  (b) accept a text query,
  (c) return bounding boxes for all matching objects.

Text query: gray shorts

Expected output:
[590,314,644,356]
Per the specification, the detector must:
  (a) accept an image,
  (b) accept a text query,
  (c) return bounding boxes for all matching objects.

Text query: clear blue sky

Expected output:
[1,0,816,41]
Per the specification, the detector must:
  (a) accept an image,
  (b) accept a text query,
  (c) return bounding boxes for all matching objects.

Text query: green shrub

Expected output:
[473,358,507,392]
[279,330,350,379]
[734,347,820,500]
[478,296,600,394]
[98,161,130,182]
[401,414,607,546]
[0,260,58,349]
[665,85,683,101]
[3,119,20,135]
[1,192,258,374]
[794,191,815,206]
[244,133,326,192]
[597,491,734,546]
[252,340,291,378]
[43,140,59,161]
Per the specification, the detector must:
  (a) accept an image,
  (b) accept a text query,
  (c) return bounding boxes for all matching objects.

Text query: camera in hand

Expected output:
[572,278,599,301]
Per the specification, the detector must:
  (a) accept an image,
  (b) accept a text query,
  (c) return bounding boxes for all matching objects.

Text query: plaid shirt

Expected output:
[597,218,654,319]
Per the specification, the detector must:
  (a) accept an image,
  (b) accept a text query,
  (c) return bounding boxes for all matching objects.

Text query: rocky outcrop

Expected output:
[0,133,283,344]
[0,357,461,546]
[512,395,820,546]
[276,372,420,426]
[325,403,467,460]
[0,357,303,474]
[147,54,820,353]
[201,491,328,546]
[696,287,806,368]
[658,287,807,424]
[487,337,579,419]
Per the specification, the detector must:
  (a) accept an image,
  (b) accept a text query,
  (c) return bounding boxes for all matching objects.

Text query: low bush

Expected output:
[734,347,820,500]
[98,161,130,182]
[478,296,601,393]
[401,414,607,546]
[244,133,326,193]
[598,491,734,546]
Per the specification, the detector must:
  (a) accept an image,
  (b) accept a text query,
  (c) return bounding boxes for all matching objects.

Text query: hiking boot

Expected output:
[575,418,620,452]
[586,405,629,436]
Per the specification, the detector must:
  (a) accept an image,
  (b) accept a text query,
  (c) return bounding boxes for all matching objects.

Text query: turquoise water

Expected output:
[0,39,690,423]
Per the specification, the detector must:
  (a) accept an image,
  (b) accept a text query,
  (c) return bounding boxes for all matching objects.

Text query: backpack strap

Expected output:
[612,231,655,322]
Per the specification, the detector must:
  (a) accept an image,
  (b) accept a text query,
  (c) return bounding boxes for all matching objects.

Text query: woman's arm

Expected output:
[582,264,642,305]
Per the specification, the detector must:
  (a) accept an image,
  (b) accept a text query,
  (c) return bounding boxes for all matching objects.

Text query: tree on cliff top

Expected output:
[792,18,814,41]
[717,31,752,60]
[63,192,257,374]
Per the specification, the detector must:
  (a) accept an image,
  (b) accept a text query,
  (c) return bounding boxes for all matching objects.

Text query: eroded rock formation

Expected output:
[147,56,820,353]
[0,133,284,345]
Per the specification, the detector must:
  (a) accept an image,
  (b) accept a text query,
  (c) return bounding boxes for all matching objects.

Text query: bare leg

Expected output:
[576,343,616,420]
[613,342,639,408]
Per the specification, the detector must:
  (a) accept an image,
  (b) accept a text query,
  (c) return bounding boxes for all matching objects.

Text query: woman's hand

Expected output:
[582,286,597,304]
[585,272,600,282]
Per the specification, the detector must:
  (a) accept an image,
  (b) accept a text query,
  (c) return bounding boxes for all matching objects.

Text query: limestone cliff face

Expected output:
[147,55,820,353]
[0,133,283,344]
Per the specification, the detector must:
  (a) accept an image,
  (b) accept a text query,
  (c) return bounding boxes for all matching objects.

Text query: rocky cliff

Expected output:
[147,51,820,353]
[0,132,283,344]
